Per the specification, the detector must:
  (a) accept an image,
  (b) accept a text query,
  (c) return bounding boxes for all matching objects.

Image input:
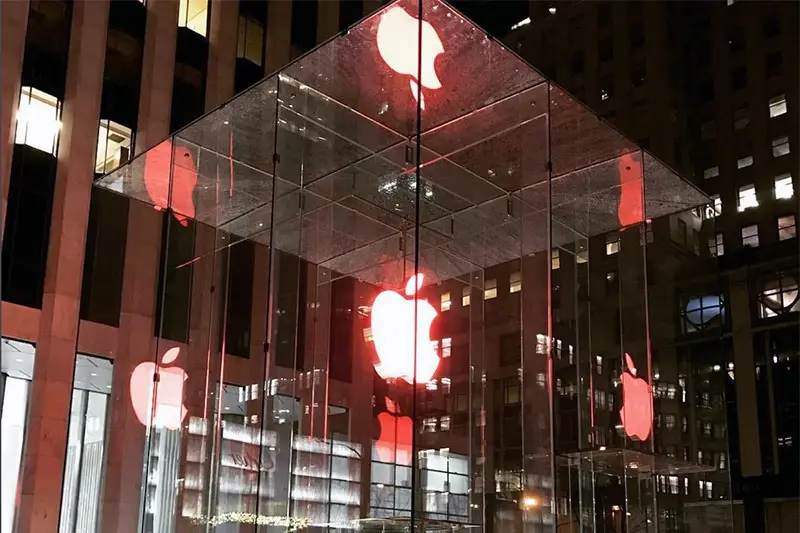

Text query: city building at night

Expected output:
[0,1,795,533]
[504,2,799,531]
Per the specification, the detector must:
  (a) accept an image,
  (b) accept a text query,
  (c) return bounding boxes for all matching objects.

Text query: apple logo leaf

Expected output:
[162,347,180,365]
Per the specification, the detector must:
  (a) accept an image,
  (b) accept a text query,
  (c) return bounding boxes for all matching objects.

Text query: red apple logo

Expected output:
[377,6,444,109]
[144,139,197,226]
[618,151,644,229]
[619,353,653,441]
[371,274,440,384]
[129,347,188,430]
[376,398,413,465]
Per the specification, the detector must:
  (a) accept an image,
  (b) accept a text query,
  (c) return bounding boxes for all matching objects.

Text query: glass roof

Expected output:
[95,0,708,286]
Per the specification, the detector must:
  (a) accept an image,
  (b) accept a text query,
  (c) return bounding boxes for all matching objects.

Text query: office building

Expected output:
[505,1,799,531]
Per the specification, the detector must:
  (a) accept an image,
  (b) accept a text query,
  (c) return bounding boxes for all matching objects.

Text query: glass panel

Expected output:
[91,1,730,532]
[1,338,35,533]
[59,354,113,533]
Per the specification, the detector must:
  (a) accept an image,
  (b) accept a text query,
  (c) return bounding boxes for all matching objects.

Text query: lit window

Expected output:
[15,87,61,155]
[461,286,470,307]
[237,15,264,65]
[682,295,725,333]
[509,272,522,293]
[758,273,799,318]
[484,279,497,300]
[778,215,796,241]
[705,195,722,219]
[772,136,790,157]
[706,481,713,499]
[442,338,452,358]
[665,415,676,430]
[178,0,208,36]
[606,234,621,255]
[737,184,758,211]
[741,224,759,247]
[551,249,560,269]
[440,415,451,432]
[719,453,727,470]
[703,166,719,179]
[440,292,451,312]
[708,233,724,257]
[774,173,794,199]
[769,94,787,117]
[422,417,437,433]
[95,120,132,174]
[736,155,753,169]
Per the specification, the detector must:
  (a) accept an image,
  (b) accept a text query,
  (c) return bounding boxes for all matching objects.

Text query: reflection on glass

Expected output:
[1,338,35,533]
[58,354,113,533]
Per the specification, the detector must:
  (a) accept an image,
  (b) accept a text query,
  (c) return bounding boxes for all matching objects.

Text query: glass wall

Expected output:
[92,1,731,532]
[59,354,113,533]
[1,339,35,533]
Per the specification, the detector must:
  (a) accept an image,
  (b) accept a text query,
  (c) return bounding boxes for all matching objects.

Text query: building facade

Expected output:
[504,1,799,532]
[0,2,793,533]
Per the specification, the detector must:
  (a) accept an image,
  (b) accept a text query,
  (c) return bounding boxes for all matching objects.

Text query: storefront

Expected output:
[85,0,735,531]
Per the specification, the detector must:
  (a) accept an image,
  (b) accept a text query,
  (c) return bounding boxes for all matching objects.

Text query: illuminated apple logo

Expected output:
[377,6,444,109]
[144,139,197,226]
[371,273,440,384]
[617,151,643,228]
[129,347,188,430]
[376,398,413,464]
[619,353,653,441]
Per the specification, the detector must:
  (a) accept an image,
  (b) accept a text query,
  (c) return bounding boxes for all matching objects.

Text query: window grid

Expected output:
[741,224,759,247]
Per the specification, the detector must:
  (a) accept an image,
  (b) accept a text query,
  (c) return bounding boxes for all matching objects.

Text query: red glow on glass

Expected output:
[144,139,197,226]
[129,347,188,430]
[371,273,440,384]
[377,6,444,109]
[376,398,413,464]
[617,151,644,228]
[619,353,653,441]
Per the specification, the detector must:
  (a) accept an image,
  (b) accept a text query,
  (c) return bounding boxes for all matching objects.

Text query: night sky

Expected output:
[449,0,531,37]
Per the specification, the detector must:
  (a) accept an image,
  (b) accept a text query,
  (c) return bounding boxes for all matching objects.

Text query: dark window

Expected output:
[731,66,747,91]
[1,145,57,308]
[569,14,584,35]
[763,15,780,38]
[80,188,129,327]
[154,215,195,343]
[698,80,714,103]
[339,0,363,32]
[599,39,613,62]
[570,52,585,75]
[597,4,612,26]
[631,63,647,87]
[329,277,355,382]
[499,332,521,367]
[728,27,745,52]
[765,52,782,77]
[225,240,255,358]
[290,0,319,54]
[600,73,615,100]
[629,25,644,48]
[274,252,307,370]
